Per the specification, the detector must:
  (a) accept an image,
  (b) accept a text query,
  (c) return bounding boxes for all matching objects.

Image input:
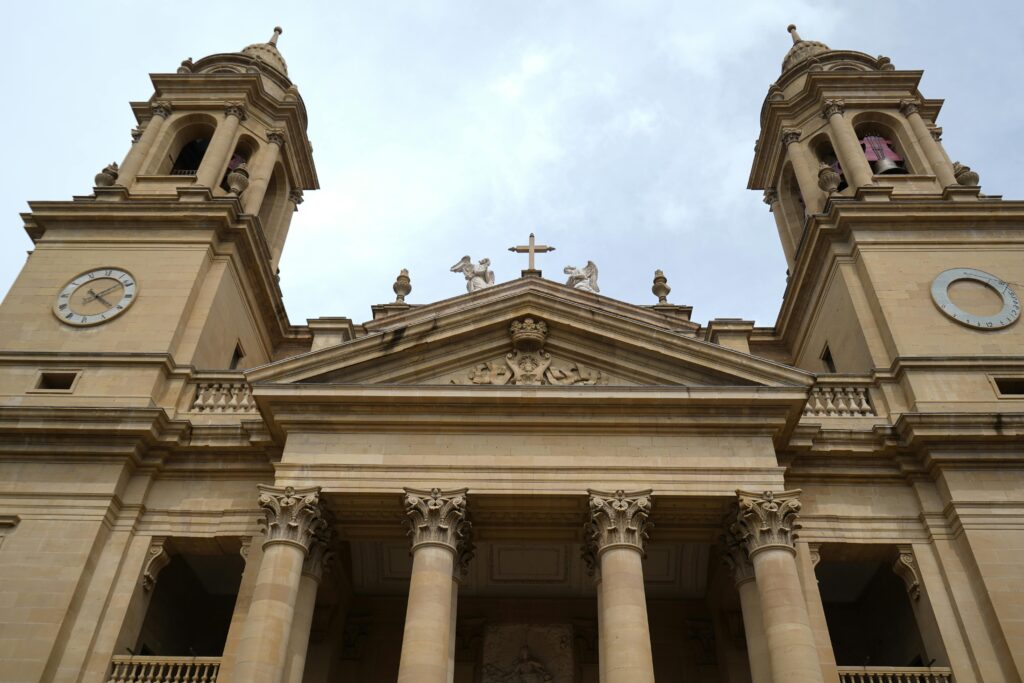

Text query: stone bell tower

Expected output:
[748,25,1023,398]
[0,28,318,395]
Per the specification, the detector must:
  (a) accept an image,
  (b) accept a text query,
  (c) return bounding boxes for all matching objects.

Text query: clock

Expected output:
[53,267,138,326]
[930,267,1020,330]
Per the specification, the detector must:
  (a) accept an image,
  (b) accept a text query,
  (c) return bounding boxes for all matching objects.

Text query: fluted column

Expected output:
[585,489,655,683]
[244,129,285,214]
[781,129,824,214]
[117,101,172,187]
[722,525,771,683]
[733,489,824,683]
[397,488,472,683]
[900,99,958,187]
[233,485,327,683]
[283,528,332,683]
[821,99,874,190]
[195,102,246,189]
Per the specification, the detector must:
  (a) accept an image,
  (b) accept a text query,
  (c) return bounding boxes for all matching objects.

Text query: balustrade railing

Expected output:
[190,380,257,413]
[837,666,953,683]
[803,384,875,417]
[107,656,220,683]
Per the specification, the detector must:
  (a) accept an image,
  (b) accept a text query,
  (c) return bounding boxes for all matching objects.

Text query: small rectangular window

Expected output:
[820,345,837,374]
[31,370,80,392]
[994,377,1024,397]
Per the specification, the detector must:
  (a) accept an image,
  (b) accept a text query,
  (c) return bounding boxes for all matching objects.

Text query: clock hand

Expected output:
[87,289,114,307]
[81,283,122,304]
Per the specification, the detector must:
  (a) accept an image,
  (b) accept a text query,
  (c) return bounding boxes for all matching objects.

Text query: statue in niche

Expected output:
[484,646,553,682]
[563,261,599,293]
[451,255,496,292]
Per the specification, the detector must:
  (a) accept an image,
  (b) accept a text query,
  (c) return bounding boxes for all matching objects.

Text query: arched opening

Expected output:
[853,113,919,176]
[149,114,218,177]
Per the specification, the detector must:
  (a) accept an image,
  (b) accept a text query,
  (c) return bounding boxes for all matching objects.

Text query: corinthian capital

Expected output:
[780,128,802,147]
[732,489,802,556]
[151,101,173,119]
[584,489,653,558]
[720,518,755,586]
[267,128,287,147]
[257,485,328,553]
[899,99,921,118]
[224,102,248,121]
[762,187,779,206]
[403,487,471,554]
[821,99,845,119]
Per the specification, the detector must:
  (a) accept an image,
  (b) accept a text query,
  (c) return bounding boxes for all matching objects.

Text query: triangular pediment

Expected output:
[246,278,811,389]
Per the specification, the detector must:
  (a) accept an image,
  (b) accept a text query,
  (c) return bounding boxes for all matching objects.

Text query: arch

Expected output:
[146,112,219,176]
[850,110,924,176]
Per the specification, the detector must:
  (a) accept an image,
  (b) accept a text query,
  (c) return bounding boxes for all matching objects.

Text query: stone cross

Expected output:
[508,232,556,277]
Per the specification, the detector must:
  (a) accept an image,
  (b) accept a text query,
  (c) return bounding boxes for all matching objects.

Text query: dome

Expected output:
[781,24,830,73]
[242,27,288,76]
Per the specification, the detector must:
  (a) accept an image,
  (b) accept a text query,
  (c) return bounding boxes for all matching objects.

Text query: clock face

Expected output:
[930,267,1020,330]
[53,268,138,326]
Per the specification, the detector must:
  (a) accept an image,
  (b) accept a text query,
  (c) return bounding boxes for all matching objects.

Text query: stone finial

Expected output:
[402,487,472,554]
[876,55,895,71]
[817,162,841,194]
[720,517,755,586]
[731,489,802,556]
[953,161,980,186]
[257,485,328,552]
[652,270,671,304]
[393,269,412,303]
[226,163,250,196]
[584,489,653,558]
[270,26,283,46]
[94,162,119,188]
[177,57,194,74]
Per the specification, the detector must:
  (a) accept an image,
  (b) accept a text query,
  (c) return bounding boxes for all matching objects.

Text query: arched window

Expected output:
[852,114,918,176]
[170,138,209,176]
[150,115,218,177]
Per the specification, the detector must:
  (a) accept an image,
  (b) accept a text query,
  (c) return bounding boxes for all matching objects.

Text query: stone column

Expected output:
[271,189,303,270]
[195,102,246,189]
[244,129,286,215]
[781,128,824,214]
[233,485,328,683]
[763,187,797,268]
[900,99,958,187]
[733,489,824,683]
[117,101,172,187]
[283,527,333,683]
[722,528,771,683]
[585,489,655,683]
[397,488,472,683]
[821,99,874,190]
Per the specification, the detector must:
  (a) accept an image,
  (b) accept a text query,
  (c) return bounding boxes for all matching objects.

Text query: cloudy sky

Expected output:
[2,2,1021,328]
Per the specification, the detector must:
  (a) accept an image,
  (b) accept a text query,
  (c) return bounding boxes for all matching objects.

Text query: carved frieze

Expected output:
[402,487,472,556]
[731,489,802,556]
[257,485,328,553]
[584,489,653,559]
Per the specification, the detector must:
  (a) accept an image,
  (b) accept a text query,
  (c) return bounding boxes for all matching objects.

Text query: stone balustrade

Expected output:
[837,666,953,683]
[191,380,257,414]
[107,656,221,683]
[803,383,875,417]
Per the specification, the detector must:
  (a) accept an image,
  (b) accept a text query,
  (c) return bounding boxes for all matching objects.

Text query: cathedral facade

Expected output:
[0,24,1022,683]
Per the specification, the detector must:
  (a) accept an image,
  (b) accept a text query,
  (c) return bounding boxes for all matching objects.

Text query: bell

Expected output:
[872,157,907,175]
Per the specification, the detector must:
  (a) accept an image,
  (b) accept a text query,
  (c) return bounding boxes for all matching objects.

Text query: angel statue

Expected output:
[451,256,496,293]
[564,261,599,293]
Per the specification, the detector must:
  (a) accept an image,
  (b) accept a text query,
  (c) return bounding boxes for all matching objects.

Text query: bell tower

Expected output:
[0,28,318,400]
[748,26,1023,407]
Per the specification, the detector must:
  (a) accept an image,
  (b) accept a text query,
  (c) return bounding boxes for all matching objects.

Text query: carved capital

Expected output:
[929,126,943,142]
[402,487,472,555]
[224,102,248,121]
[303,526,335,582]
[899,99,921,118]
[266,128,287,147]
[151,101,173,119]
[289,188,305,206]
[780,128,802,147]
[732,489,802,556]
[721,522,755,586]
[142,537,170,592]
[821,99,846,119]
[257,485,327,553]
[893,547,921,601]
[584,489,653,558]
[762,187,779,206]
